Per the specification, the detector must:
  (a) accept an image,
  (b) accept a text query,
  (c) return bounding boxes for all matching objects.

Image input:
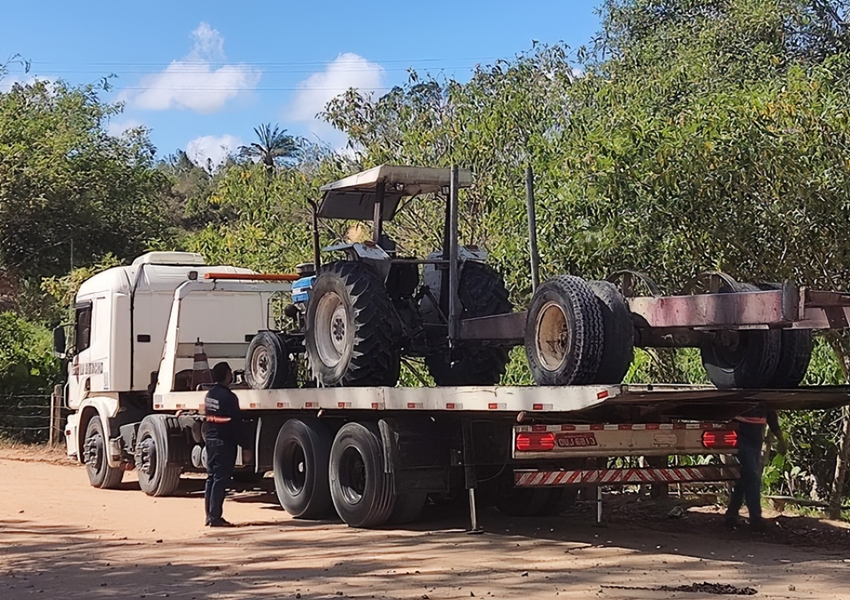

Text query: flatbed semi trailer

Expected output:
[56,253,850,529]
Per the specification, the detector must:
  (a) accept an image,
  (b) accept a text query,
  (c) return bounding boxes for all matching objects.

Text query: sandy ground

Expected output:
[1,448,849,600]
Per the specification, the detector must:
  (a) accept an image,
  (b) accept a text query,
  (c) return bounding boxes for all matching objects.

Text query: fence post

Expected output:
[49,385,63,447]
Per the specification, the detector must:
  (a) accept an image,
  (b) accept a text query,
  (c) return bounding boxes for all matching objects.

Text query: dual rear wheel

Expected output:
[273,418,426,528]
[525,276,634,386]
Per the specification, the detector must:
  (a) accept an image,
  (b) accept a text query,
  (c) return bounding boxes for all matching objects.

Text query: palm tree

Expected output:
[239,123,300,174]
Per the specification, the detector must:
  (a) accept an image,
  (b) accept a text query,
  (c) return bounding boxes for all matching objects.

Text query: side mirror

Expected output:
[53,325,67,359]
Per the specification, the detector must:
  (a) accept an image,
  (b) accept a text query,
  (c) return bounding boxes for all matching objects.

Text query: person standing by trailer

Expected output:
[725,408,786,531]
[203,362,251,527]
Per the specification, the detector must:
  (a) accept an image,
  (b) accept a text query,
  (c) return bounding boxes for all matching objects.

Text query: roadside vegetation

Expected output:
[2,0,850,513]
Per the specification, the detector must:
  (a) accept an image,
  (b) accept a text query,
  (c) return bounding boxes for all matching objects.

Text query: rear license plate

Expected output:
[556,432,598,448]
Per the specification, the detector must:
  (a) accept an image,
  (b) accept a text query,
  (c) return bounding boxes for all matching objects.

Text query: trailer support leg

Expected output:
[462,419,483,534]
[596,486,603,525]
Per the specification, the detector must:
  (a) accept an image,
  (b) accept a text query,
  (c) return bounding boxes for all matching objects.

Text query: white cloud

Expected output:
[106,118,143,137]
[287,53,385,149]
[186,134,243,171]
[119,22,261,114]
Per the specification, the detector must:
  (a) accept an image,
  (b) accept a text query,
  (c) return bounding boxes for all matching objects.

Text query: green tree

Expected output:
[0,80,174,280]
[0,311,60,442]
[238,123,301,174]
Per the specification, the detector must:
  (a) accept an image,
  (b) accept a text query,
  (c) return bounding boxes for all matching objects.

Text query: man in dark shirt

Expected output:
[725,407,786,531]
[203,362,248,527]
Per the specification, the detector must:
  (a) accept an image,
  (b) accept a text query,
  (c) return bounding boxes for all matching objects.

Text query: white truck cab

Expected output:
[61,252,269,470]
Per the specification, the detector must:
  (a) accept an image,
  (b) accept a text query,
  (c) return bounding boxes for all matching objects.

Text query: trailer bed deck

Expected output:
[154,383,850,419]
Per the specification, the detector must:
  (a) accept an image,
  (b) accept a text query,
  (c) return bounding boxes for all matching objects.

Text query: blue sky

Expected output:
[1,1,602,167]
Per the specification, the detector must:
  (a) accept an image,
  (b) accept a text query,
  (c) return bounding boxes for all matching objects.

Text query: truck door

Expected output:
[68,297,110,405]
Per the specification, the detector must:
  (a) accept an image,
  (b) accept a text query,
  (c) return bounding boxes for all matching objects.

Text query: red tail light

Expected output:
[702,430,737,448]
[516,432,556,452]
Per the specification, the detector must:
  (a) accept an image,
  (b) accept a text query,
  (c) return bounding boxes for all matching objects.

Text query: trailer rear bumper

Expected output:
[514,465,740,487]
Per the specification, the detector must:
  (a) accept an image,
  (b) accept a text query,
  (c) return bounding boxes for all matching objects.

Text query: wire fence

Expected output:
[0,391,63,444]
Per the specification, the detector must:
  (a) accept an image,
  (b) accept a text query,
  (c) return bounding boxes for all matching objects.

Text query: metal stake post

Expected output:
[373,179,385,243]
[596,486,603,524]
[462,418,483,533]
[308,200,321,272]
[526,166,540,292]
[447,165,460,344]
[49,384,63,447]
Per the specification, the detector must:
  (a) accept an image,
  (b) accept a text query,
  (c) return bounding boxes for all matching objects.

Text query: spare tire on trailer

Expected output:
[245,331,291,389]
[306,261,401,387]
[771,328,814,388]
[758,283,814,388]
[421,261,513,386]
[700,282,781,389]
[525,275,604,386]
[588,280,634,384]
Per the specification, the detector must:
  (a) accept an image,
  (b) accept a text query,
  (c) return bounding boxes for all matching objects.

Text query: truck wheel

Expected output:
[525,276,604,386]
[329,422,394,528]
[758,284,814,388]
[388,492,427,524]
[588,280,634,384]
[273,418,333,518]
[135,415,182,497]
[306,261,401,387]
[495,487,561,517]
[245,331,291,389]
[423,262,513,386]
[700,282,781,389]
[83,417,123,489]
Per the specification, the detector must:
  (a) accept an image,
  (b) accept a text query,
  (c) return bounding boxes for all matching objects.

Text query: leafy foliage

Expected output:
[0,80,173,280]
[0,311,59,395]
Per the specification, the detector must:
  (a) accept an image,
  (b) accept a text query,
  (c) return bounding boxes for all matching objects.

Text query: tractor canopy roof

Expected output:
[317,164,472,221]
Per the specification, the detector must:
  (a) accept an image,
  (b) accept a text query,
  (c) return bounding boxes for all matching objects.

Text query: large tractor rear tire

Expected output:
[422,262,513,386]
[700,282,781,389]
[306,261,401,387]
[525,275,604,386]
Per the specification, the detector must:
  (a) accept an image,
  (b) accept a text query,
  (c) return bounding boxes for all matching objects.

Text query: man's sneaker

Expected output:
[750,518,769,532]
[208,518,235,528]
[724,514,741,529]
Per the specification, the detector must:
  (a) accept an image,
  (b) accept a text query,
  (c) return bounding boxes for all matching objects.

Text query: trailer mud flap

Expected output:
[379,417,449,495]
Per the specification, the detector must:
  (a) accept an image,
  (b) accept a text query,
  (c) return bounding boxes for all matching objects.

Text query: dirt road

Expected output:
[1,449,849,600]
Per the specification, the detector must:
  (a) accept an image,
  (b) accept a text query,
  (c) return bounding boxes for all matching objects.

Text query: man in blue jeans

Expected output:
[725,408,786,531]
[203,362,251,527]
